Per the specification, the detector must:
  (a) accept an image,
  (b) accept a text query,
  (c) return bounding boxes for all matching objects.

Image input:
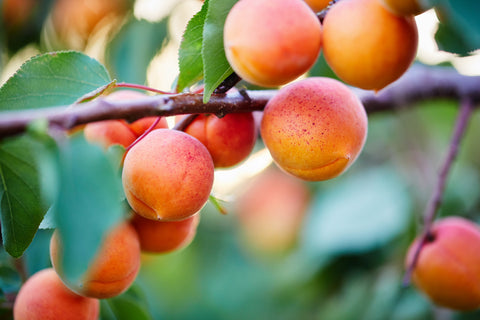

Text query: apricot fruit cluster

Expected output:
[406,217,480,311]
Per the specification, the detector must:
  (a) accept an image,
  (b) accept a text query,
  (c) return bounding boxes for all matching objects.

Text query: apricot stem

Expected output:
[403,98,474,286]
[115,82,175,95]
[125,117,162,152]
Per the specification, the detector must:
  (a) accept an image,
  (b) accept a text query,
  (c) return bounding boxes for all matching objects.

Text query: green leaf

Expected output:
[53,134,124,285]
[177,2,208,92]
[434,1,480,55]
[300,167,412,258]
[0,135,49,257]
[100,285,152,320]
[0,51,111,111]
[107,17,168,85]
[202,0,237,102]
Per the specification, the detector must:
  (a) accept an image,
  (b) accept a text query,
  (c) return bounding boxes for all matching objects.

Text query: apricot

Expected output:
[84,120,137,149]
[13,268,99,320]
[260,77,367,181]
[50,221,141,299]
[406,217,480,311]
[179,113,257,168]
[322,0,418,91]
[303,0,330,12]
[131,212,200,253]
[236,167,310,254]
[379,0,430,16]
[223,0,322,87]
[122,129,214,221]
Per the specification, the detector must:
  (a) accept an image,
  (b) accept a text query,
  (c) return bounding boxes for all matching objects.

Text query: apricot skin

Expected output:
[236,168,310,254]
[303,0,330,12]
[379,0,429,16]
[182,113,257,168]
[406,217,480,311]
[260,77,367,181]
[50,222,141,299]
[223,0,322,87]
[122,129,214,221]
[323,0,418,90]
[13,268,99,320]
[131,212,200,253]
[84,120,137,149]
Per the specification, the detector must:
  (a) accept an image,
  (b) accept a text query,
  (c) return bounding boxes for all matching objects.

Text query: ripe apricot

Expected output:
[323,0,418,91]
[303,0,330,12]
[379,0,430,16]
[236,167,310,254]
[406,217,480,311]
[50,221,141,299]
[260,77,367,181]
[13,268,99,320]
[223,0,322,87]
[84,120,137,149]
[122,129,214,221]
[131,212,200,253]
[179,113,257,168]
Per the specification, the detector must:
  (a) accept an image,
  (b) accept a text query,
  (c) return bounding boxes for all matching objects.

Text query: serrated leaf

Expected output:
[0,51,111,111]
[107,17,168,85]
[53,134,124,284]
[0,136,48,257]
[177,2,208,92]
[300,167,412,258]
[202,0,237,103]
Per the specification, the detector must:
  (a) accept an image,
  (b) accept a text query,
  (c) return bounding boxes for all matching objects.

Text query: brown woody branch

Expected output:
[0,64,479,139]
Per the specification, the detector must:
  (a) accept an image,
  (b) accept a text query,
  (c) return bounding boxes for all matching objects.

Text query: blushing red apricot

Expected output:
[260,77,367,181]
[122,129,214,221]
[13,268,100,320]
[323,0,418,90]
[131,212,200,253]
[50,221,141,299]
[84,120,137,149]
[303,0,330,12]
[379,0,430,16]
[236,167,310,254]
[406,217,480,311]
[180,113,257,168]
[223,0,322,87]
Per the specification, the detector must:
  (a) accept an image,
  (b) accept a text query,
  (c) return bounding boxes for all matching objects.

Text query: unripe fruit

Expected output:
[122,129,214,221]
[303,0,330,12]
[260,77,367,181]
[131,212,200,253]
[323,0,418,91]
[406,217,480,311]
[379,0,430,16]
[236,168,310,254]
[180,113,257,168]
[224,0,322,87]
[13,268,100,320]
[50,222,141,299]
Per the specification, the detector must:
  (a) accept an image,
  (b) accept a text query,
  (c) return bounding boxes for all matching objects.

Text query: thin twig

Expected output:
[172,114,199,132]
[402,98,475,286]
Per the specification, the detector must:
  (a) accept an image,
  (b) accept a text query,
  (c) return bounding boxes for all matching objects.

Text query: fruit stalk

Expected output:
[403,98,474,286]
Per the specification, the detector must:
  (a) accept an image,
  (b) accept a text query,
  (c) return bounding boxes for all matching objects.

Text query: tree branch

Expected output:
[0,65,479,139]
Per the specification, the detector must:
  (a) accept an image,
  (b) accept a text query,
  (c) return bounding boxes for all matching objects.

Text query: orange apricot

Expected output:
[50,221,141,299]
[303,0,330,12]
[260,77,367,181]
[406,217,480,311]
[236,167,310,254]
[122,129,214,221]
[322,0,418,91]
[131,212,200,253]
[13,268,99,320]
[379,0,430,16]
[83,120,137,149]
[223,0,322,87]
[180,113,257,168]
